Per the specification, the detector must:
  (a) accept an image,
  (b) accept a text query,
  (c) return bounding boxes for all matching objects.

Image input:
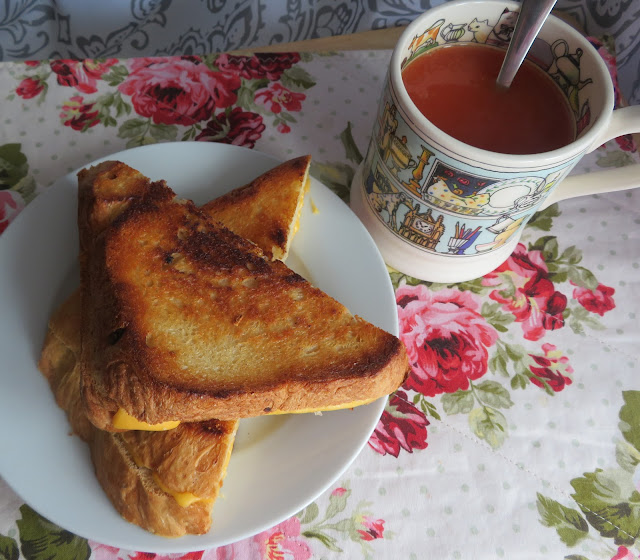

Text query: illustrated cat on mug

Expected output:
[467,18,492,43]
[486,9,518,46]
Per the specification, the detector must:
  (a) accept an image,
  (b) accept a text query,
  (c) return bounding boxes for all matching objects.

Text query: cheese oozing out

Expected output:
[292,176,312,236]
[112,408,180,431]
[151,474,210,508]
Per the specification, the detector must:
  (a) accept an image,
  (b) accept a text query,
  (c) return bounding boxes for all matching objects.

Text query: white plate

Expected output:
[0,143,398,553]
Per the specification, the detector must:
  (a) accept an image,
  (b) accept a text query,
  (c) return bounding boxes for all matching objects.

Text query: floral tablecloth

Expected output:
[1,42,639,560]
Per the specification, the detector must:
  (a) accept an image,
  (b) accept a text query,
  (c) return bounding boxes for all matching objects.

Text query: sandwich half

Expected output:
[78,161,408,430]
[38,156,311,536]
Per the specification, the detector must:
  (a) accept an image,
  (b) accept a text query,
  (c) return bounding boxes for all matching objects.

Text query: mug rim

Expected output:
[390,0,615,166]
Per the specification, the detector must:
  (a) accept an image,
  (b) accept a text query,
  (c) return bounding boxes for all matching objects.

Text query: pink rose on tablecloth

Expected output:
[611,546,640,560]
[397,284,498,396]
[215,517,312,560]
[277,122,292,134]
[255,83,305,114]
[196,107,265,147]
[16,77,44,99]
[0,191,23,235]
[89,542,142,560]
[357,515,385,541]
[332,487,347,497]
[216,52,301,81]
[128,553,156,560]
[122,552,204,560]
[118,57,240,126]
[59,95,100,131]
[572,282,616,316]
[24,60,40,67]
[368,390,428,457]
[50,58,117,94]
[483,243,567,341]
[528,343,573,392]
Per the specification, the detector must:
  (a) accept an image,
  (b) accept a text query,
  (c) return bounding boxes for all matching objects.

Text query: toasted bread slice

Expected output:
[201,155,310,261]
[78,156,310,262]
[38,292,238,536]
[38,159,310,536]
[79,162,408,430]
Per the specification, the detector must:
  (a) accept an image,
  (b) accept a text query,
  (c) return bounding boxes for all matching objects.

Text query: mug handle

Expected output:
[540,105,640,209]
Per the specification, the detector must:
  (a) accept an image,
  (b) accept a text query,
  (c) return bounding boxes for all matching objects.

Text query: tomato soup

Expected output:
[401,43,575,154]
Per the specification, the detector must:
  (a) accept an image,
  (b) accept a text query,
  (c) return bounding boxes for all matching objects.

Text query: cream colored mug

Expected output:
[350,0,640,283]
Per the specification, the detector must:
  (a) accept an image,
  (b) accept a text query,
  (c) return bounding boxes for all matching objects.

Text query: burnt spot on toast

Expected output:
[108,327,126,345]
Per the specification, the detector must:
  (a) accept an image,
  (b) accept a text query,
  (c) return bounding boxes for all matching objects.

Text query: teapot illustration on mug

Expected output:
[549,39,593,118]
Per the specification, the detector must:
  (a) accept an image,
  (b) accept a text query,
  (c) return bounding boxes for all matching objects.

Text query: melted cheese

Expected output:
[152,474,212,507]
[267,398,376,415]
[292,177,312,235]
[112,408,180,431]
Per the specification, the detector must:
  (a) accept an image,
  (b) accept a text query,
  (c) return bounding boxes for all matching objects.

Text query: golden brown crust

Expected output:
[38,291,94,441]
[118,420,238,499]
[78,161,409,429]
[201,155,310,261]
[38,292,238,537]
[91,429,216,537]
[77,161,154,257]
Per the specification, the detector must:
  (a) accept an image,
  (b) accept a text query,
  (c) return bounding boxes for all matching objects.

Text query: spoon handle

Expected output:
[496,0,557,89]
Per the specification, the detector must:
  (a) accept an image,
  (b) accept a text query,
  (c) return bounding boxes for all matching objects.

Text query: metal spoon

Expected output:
[496,0,557,89]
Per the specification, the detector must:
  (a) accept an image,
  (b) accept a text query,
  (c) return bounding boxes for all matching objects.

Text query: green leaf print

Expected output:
[118,118,149,139]
[566,265,599,291]
[310,161,354,203]
[468,407,507,448]
[102,64,129,87]
[302,530,342,552]
[619,391,640,454]
[328,518,357,535]
[481,302,515,333]
[280,67,316,91]
[489,351,510,378]
[596,150,636,168]
[536,493,589,546]
[529,235,559,262]
[0,144,29,190]
[528,235,599,291]
[474,380,514,409]
[441,389,474,415]
[0,535,19,560]
[16,505,90,560]
[325,487,351,520]
[388,268,423,289]
[538,392,640,552]
[237,79,269,111]
[340,122,364,165]
[298,501,320,524]
[566,304,606,335]
[615,439,640,473]
[559,245,583,265]
[570,469,640,545]
[149,123,178,142]
[564,555,592,560]
[525,203,561,232]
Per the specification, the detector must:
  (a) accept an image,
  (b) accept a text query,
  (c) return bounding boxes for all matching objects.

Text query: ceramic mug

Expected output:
[350,0,640,283]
